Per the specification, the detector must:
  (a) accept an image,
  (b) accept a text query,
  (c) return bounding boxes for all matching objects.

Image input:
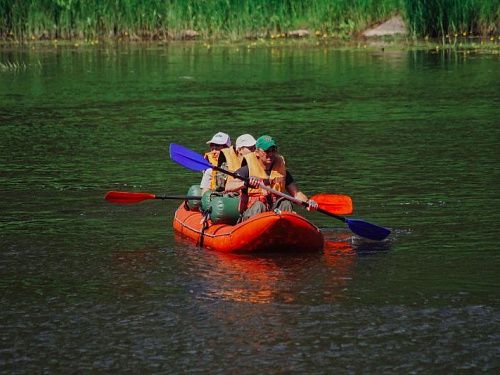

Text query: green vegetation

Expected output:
[0,0,498,41]
[403,0,500,37]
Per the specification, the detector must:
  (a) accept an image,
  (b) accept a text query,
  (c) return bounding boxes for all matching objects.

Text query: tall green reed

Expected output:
[0,0,400,40]
[403,0,499,37]
[0,0,498,41]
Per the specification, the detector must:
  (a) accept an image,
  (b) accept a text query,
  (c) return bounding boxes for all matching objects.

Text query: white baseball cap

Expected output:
[206,132,231,146]
[235,134,256,149]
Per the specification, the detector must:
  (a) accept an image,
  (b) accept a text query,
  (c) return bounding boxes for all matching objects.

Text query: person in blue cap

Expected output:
[225,135,318,221]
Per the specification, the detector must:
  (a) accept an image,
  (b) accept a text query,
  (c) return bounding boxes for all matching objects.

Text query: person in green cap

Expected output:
[225,135,318,221]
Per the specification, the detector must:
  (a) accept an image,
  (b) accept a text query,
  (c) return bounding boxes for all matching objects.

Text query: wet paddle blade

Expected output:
[105,191,155,204]
[170,143,211,172]
[310,194,353,215]
[346,218,391,241]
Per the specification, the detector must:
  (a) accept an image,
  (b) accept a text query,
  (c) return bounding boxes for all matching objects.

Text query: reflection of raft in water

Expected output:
[173,202,324,254]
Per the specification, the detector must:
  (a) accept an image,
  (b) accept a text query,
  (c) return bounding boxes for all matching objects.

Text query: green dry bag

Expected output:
[186,184,202,211]
[209,195,240,225]
[200,191,240,225]
[200,190,214,212]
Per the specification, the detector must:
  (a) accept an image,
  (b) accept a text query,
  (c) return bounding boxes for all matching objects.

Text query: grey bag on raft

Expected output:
[186,184,202,211]
[201,191,240,225]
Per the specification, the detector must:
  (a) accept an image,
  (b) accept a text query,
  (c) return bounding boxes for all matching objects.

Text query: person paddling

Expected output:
[225,135,318,221]
[200,132,239,193]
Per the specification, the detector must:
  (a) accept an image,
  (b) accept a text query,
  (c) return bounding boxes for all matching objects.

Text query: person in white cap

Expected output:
[200,132,239,193]
[206,131,231,148]
[235,134,256,158]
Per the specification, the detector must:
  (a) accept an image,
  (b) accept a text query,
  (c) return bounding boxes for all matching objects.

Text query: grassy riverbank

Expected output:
[0,0,499,42]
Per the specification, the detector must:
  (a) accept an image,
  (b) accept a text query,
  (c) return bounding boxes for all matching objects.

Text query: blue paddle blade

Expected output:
[346,218,391,241]
[169,143,211,172]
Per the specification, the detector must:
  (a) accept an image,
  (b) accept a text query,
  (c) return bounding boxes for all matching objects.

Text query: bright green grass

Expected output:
[0,0,498,41]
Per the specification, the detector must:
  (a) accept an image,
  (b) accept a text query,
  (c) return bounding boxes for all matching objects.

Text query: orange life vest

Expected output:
[204,147,240,190]
[221,147,241,185]
[204,150,220,190]
[241,152,286,211]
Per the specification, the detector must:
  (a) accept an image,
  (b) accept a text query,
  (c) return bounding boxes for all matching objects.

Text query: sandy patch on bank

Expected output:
[363,15,407,37]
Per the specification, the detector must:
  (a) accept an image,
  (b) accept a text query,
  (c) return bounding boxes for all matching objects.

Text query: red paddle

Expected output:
[105,191,202,204]
[105,191,353,215]
[310,193,353,215]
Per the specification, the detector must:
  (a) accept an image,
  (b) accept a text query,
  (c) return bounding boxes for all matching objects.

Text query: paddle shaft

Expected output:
[215,166,353,224]
[218,167,389,238]
[155,195,201,200]
[105,191,202,204]
[214,165,327,213]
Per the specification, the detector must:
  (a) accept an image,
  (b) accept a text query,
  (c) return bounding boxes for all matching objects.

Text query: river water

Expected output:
[1,43,499,373]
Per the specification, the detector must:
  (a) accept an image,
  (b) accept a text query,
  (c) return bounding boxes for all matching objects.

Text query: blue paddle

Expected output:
[169,143,391,241]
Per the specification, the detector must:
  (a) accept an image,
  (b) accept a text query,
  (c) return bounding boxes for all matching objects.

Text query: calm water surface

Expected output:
[0,44,499,373]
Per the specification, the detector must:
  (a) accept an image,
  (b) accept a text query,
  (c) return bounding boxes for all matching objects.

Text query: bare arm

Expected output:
[286,182,307,201]
[287,182,318,210]
[226,177,273,200]
[224,166,250,193]
[224,178,246,192]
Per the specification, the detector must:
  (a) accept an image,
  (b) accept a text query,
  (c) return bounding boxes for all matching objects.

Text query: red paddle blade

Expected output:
[310,194,353,215]
[105,191,156,204]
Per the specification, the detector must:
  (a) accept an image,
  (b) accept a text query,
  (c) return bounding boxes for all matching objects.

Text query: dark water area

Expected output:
[1,44,499,372]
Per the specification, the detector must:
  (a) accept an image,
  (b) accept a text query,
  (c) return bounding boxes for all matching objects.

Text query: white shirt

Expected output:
[200,168,213,189]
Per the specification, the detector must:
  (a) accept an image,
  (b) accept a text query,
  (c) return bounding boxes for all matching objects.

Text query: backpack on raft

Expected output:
[185,184,203,211]
[200,190,240,225]
[184,185,240,225]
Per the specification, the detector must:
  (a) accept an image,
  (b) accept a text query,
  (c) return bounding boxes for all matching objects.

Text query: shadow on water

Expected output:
[321,227,393,256]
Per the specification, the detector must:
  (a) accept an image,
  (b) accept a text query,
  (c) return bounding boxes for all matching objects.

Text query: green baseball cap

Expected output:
[255,135,277,151]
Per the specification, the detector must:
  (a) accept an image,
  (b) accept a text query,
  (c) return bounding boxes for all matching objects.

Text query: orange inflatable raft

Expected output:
[173,203,324,253]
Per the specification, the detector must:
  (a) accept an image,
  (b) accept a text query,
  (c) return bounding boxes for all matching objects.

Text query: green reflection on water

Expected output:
[0,44,499,372]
